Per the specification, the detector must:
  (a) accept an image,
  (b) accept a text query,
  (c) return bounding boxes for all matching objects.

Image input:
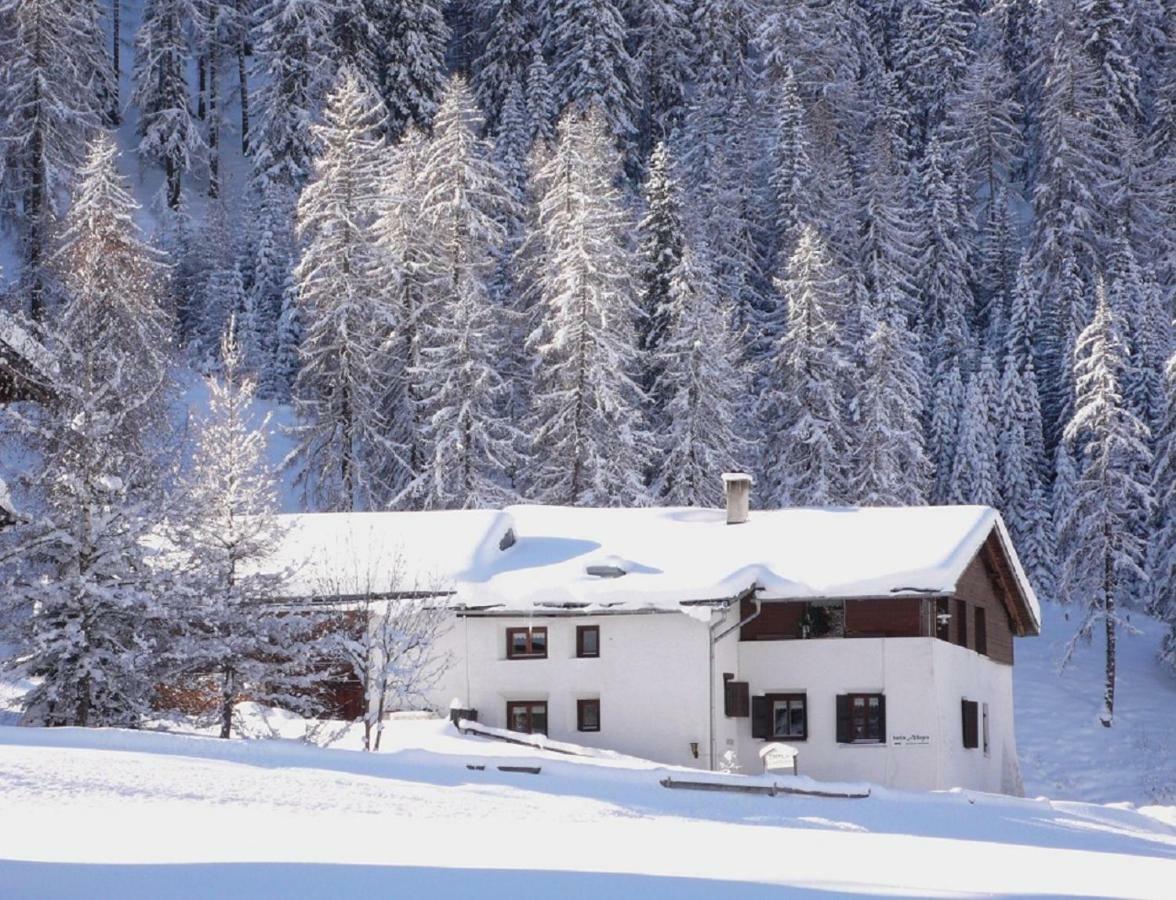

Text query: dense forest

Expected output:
[0,1,1173,727]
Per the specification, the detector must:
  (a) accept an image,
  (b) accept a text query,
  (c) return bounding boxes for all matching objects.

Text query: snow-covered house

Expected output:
[260,476,1040,794]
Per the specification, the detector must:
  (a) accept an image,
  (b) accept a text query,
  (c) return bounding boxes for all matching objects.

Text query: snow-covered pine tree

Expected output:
[652,246,748,506]
[1057,281,1153,725]
[999,258,1055,596]
[1147,348,1176,621]
[133,0,204,210]
[892,0,976,151]
[250,0,333,191]
[289,68,398,512]
[522,105,649,506]
[473,0,536,135]
[409,77,520,509]
[1030,6,1113,450]
[372,126,433,503]
[247,183,298,393]
[850,299,930,507]
[760,225,852,508]
[545,0,637,143]
[918,135,974,502]
[172,322,295,739]
[376,0,450,137]
[630,0,691,159]
[525,49,557,146]
[189,200,246,363]
[949,354,1001,507]
[1153,350,1176,667]
[636,141,684,414]
[941,17,1023,214]
[0,133,174,728]
[0,0,110,318]
[766,67,814,273]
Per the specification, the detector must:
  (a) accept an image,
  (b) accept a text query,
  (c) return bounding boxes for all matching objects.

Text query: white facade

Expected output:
[429,604,1026,794]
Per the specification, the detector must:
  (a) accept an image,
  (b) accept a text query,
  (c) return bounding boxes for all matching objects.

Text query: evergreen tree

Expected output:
[999,260,1055,595]
[0,133,173,728]
[377,0,450,137]
[630,0,691,158]
[1058,282,1153,726]
[0,0,110,318]
[524,49,557,146]
[250,0,333,191]
[132,0,203,210]
[652,247,748,506]
[473,0,536,135]
[949,355,1001,507]
[636,142,684,413]
[761,225,851,507]
[409,77,520,509]
[545,0,637,143]
[1153,351,1176,665]
[522,106,648,506]
[850,299,930,507]
[173,324,298,739]
[289,68,398,511]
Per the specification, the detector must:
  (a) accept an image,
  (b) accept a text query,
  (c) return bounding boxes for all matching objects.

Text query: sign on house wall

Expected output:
[890,733,932,747]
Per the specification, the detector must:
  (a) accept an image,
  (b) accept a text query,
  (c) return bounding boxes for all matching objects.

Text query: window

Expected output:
[955,599,968,648]
[506,627,547,659]
[961,699,979,749]
[975,607,988,656]
[836,693,886,744]
[577,699,600,732]
[935,598,950,641]
[506,701,548,735]
[576,625,599,658]
[751,693,807,740]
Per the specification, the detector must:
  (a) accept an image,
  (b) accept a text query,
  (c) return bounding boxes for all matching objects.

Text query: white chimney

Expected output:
[721,473,753,525]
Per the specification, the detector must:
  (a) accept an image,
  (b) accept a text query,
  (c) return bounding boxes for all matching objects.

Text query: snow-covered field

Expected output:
[2,600,1175,897]
[1,717,1174,899]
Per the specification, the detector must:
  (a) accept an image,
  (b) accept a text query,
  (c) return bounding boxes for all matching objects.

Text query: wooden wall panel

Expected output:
[843,597,924,637]
[953,554,1015,665]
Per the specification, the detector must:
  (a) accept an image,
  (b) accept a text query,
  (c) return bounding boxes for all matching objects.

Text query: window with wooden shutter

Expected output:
[835,695,852,743]
[724,678,750,718]
[975,608,988,656]
[751,696,771,739]
[955,599,968,648]
[961,699,979,749]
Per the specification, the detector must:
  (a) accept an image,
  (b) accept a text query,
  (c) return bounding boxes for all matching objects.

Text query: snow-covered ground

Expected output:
[1017,601,1176,805]
[1,716,1174,899]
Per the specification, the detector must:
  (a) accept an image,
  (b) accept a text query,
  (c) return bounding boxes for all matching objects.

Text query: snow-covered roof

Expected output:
[261,504,1040,632]
[255,509,514,598]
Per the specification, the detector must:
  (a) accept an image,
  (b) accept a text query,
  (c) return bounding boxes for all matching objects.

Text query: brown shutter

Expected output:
[751,696,771,738]
[876,694,887,742]
[956,598,968,647]
[725,681,750,718]
[835,695,852,743]
[961,699,979,748]
[975,608,988,656]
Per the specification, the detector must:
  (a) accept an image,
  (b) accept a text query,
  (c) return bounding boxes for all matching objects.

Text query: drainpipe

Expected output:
[708,586,762,771]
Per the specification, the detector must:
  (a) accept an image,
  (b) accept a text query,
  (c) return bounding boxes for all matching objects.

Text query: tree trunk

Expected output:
[1101,528,1116,727]
[165,155,181,210]
[208,52,220,199]
[238,41,250,155]
[219,667,235,739]
[111,0,120,123]
[198,54,207,120]
[76,674,92,728]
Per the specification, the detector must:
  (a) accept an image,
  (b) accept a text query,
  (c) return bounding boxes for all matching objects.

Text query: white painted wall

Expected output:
[431,612,712,769]
[427,611,1023,794]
